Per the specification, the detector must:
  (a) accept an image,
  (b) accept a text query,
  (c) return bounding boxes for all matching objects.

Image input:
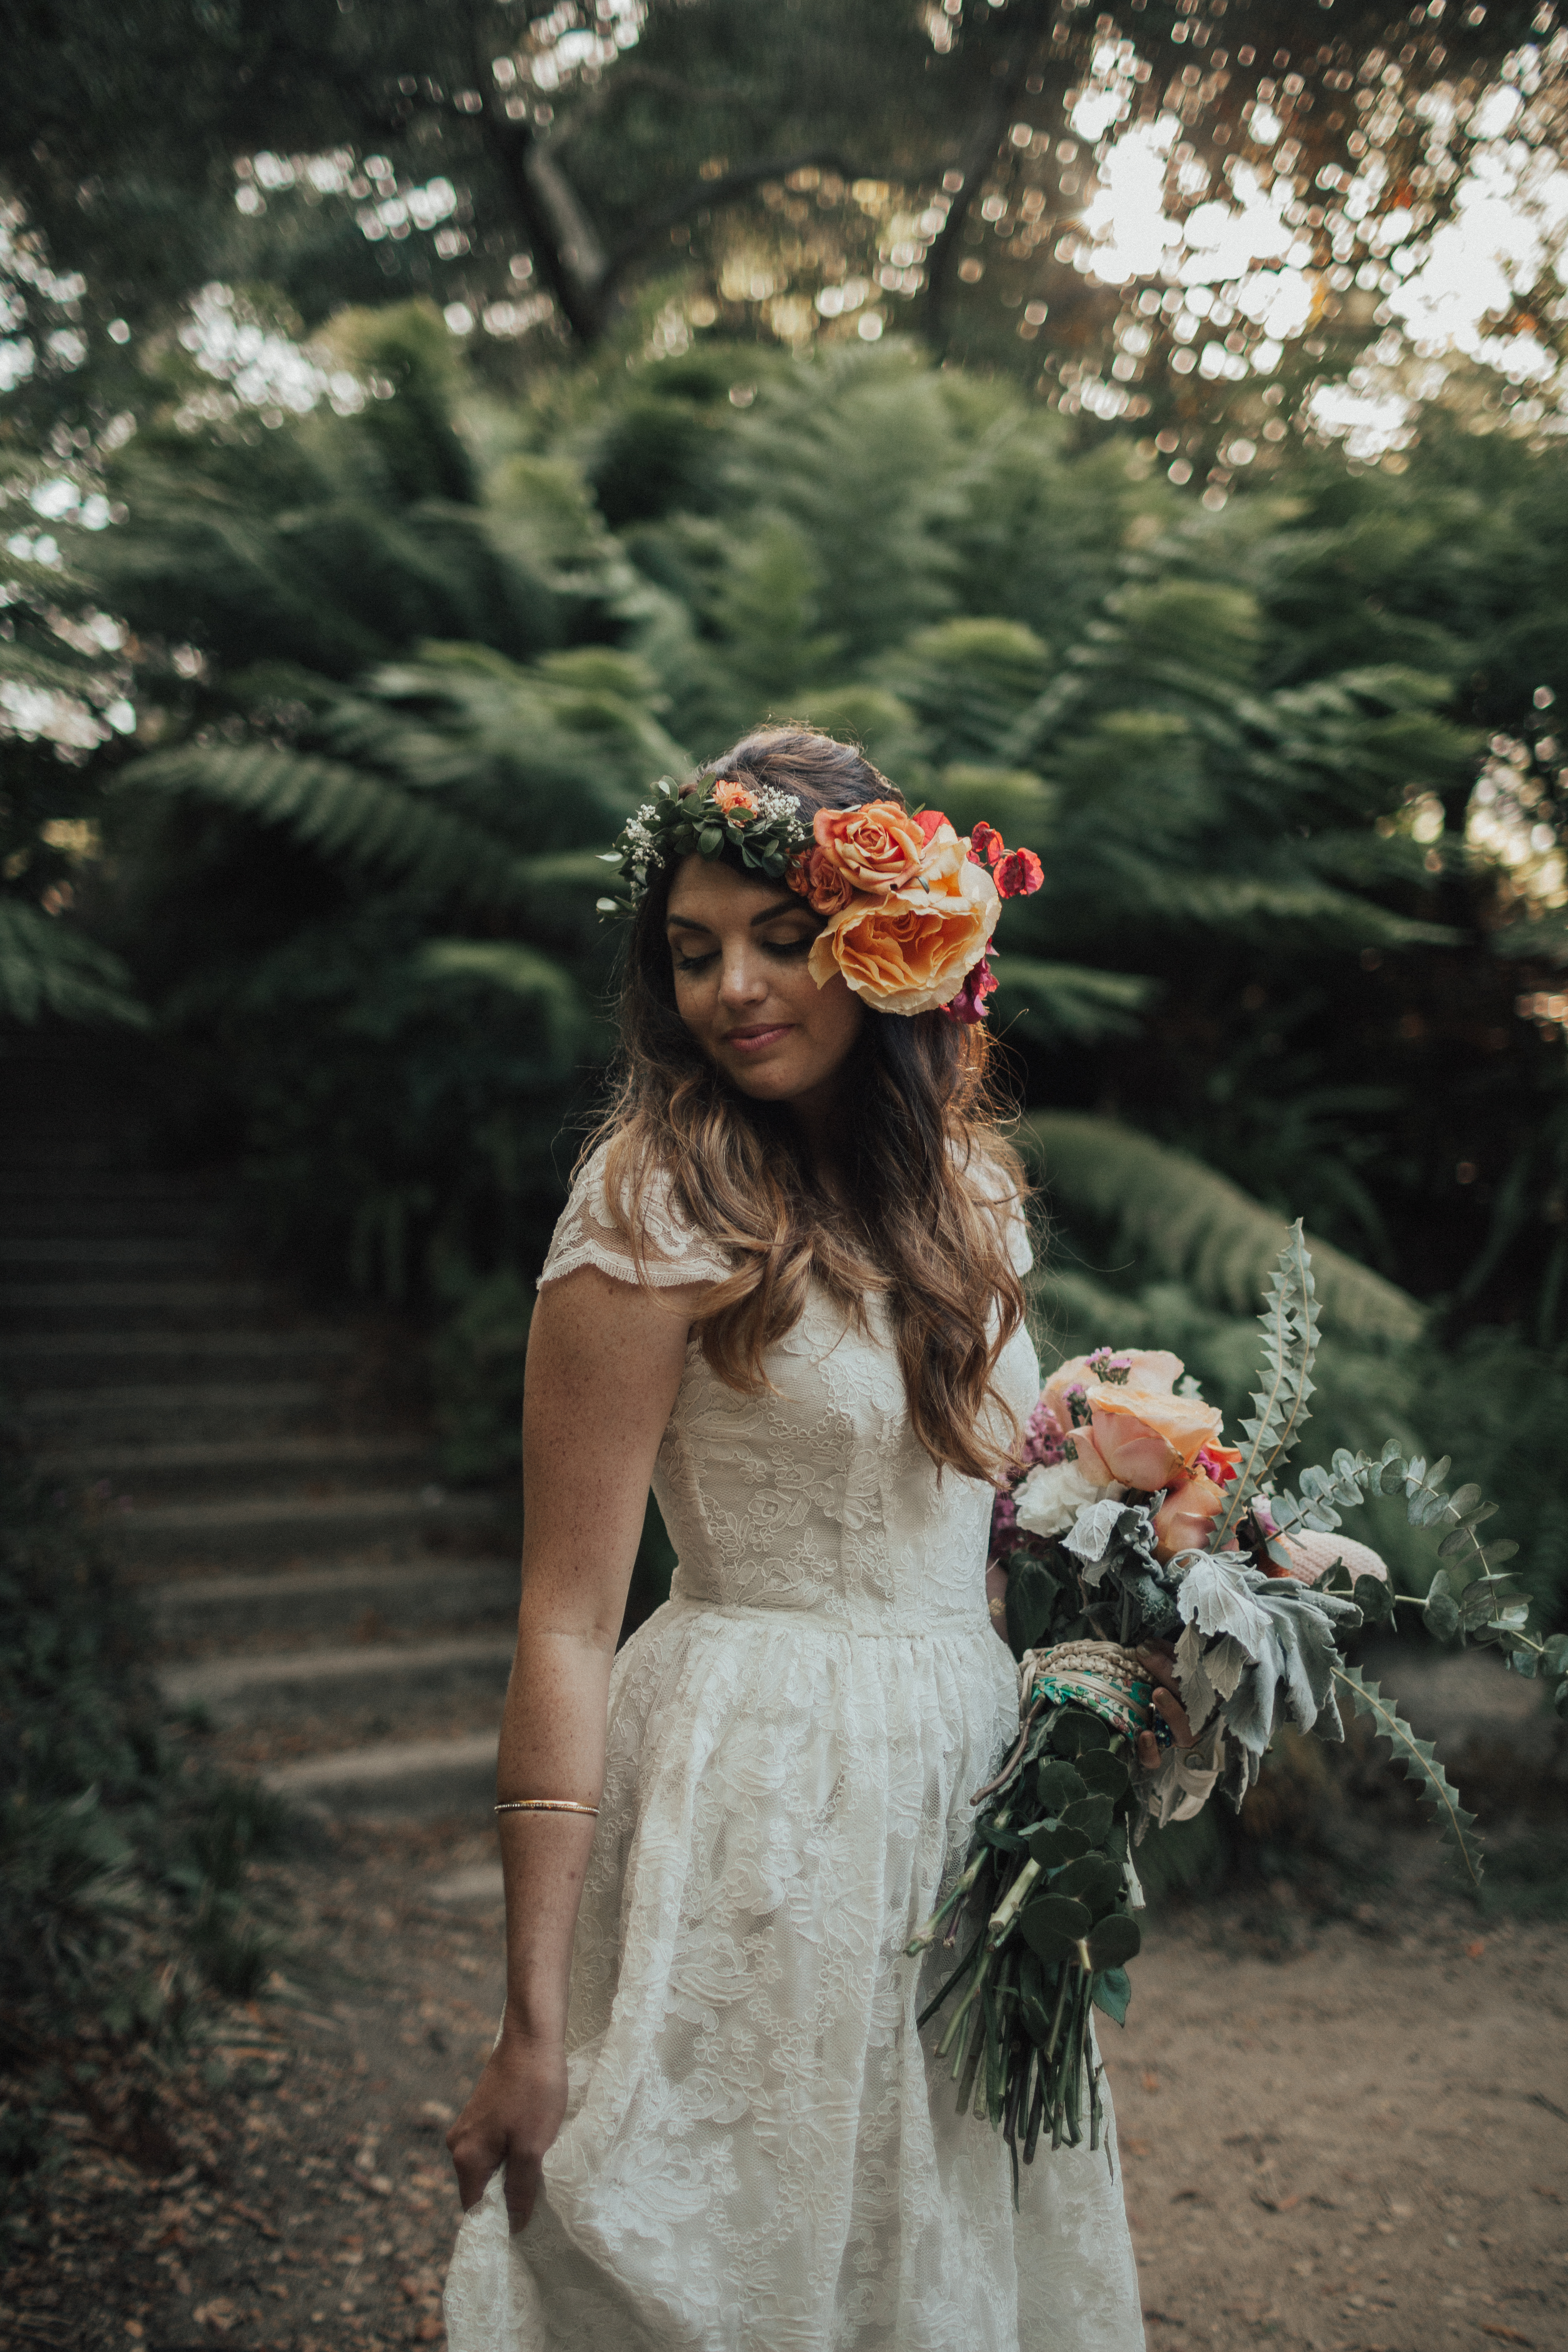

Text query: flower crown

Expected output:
[598,774,1042,1024]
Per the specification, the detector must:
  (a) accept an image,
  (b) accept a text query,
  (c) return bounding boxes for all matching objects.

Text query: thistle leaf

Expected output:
[1333,1663,1483,1884]
[1212,1221,1319,1547]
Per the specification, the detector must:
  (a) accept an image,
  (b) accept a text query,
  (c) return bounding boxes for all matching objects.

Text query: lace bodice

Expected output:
[446,1140,1145,2352]
[541,1140,1038,1637]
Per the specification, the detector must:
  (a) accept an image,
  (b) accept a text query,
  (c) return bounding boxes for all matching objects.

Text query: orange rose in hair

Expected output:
[812,799,928,897]
[712,778,760,820]
[810,854,999,1016]
[787,844,857,916]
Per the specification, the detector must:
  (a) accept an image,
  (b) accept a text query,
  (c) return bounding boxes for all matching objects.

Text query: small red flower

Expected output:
[993,847,1043,899]
[915,807,950,843]
[943,957,998,1024]
[969,822,1005,868]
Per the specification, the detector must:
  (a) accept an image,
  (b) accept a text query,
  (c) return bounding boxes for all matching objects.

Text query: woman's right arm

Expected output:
[445,1261,702,2231]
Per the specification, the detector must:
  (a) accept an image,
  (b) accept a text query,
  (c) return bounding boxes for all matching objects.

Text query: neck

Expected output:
[787,1072,850,1191]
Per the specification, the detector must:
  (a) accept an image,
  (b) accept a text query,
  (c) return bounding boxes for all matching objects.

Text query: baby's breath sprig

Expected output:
[597,776,811,917]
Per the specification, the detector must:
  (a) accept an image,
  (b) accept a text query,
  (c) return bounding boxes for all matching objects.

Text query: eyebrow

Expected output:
[665,899,805,934]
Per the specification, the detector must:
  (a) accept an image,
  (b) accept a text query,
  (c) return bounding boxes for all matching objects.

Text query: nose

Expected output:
[717,938,769,1008]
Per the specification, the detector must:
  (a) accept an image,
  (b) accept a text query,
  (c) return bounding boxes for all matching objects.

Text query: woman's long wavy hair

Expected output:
[596,726,1030,1482]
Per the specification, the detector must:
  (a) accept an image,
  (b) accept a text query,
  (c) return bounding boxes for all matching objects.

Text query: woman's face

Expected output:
[665,855,864,1105]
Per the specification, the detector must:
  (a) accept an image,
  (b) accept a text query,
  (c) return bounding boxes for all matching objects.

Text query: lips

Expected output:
[722,1024,793,1053]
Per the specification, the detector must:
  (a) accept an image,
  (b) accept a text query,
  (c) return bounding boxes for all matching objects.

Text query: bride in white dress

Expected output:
[443,729,1146,2351]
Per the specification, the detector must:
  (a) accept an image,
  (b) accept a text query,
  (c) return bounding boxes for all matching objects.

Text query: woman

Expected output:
[443,729,1148,2351]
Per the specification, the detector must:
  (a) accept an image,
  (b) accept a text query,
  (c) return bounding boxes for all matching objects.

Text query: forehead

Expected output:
[665,854,800,925]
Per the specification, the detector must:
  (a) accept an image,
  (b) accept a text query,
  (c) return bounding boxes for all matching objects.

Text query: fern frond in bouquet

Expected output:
[910,1222,1563,2190]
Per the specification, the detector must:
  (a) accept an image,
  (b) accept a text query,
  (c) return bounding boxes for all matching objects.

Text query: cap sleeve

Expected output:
[538,1139,734,1292]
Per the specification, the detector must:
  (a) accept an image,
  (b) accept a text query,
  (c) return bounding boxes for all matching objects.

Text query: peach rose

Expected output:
[1151,1473,1230,1563]
[787,844,857,916]
[812,799,928,897]
[808,854,999,1016]
[1042,1349,1185,1432]
[712,778,759,820]
[1085,1380,1225,1489]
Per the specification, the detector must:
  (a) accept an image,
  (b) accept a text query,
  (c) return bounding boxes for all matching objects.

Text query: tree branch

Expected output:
[598,148,865,292]
[923,3,1061,354]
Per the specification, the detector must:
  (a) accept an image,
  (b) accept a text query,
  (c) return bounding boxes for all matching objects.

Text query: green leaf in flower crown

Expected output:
[1091,1965,1133,2027]
[1332,1663,1483,1884]
[1212,1222,1320,1549]
[1059,1794,1114,1843]
[1019,1894,1093,1963]
[1086,1915,1142,1970]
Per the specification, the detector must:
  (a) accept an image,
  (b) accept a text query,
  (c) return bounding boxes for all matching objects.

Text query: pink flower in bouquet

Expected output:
[1042,1348,1185,1433]
[1151,1473,1231,1563]
[1083,1380,1225,1490]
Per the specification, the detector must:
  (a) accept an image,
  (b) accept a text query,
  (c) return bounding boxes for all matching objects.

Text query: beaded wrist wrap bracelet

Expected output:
[1020,1640,1174,1749]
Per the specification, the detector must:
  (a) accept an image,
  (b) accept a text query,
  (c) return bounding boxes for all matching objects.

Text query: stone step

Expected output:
[262,1729,500,1817]
[19,1381,331,1444]
[150,1556,518,1646]
[5,1327,357,1388]
[160,1633,516,1725]
[115,1486,508,1570]
[41,1433,433,1502]
[0,1281,269,1330]
[0,1237,229,1279]
[0,1198,230,1238]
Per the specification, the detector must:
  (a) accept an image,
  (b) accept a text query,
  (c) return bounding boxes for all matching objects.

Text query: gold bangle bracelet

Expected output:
[494,1798,600,1816]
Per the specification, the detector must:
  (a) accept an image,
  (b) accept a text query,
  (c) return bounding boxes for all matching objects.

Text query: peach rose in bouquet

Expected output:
[1076,1380,1226,1491]
[1042,1349,1185,1431]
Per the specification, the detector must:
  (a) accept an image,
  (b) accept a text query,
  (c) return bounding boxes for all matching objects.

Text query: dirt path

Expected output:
[4,1826,1563,2352]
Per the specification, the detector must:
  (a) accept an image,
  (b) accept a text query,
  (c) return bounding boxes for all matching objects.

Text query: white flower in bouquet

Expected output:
[1015,1456,1124,1540]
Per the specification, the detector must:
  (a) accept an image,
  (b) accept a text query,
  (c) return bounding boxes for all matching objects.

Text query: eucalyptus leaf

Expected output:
[1423,1577,1460,1642]
[1034,1761,1087,1812]
[1050,1856,1124,1916]
[1025,1822,1090,1869]
[1086,1914,1142,1970]
[1075,1750,1131,1799]
[1091,1966,1133,2027]
[1018,1894,1092,1963]
[1060,1794,1114,1843]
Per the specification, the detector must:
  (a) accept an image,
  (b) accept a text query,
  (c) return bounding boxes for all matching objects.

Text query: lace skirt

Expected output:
[443,1597,1145,2352]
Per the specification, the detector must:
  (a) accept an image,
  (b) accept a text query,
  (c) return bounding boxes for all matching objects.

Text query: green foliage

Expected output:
[0,1436,294,2215]
[0,899,146,1027]
[1212,1222,1318,1546]
[1332,1664,1484,1886]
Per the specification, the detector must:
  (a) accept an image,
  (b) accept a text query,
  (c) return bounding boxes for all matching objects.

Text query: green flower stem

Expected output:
[985,1856,1042,1948]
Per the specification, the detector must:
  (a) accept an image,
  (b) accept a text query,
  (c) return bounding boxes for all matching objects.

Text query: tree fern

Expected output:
[117,741,555,911]
[0,900,146,1027]
[1021,1112,1424,1348]
[988,955,1152,1044]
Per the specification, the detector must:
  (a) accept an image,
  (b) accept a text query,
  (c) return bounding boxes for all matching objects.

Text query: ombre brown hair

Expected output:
[594,726,1030,1482]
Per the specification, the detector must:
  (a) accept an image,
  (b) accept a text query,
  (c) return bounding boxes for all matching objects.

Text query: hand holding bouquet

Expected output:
[911,1226,1567,2192]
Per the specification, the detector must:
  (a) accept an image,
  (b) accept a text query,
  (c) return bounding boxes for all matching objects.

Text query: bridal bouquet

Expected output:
[910,1226,1567,2188]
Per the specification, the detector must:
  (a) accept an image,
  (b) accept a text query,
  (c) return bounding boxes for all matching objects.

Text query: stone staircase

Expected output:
[3,1027,519,1828]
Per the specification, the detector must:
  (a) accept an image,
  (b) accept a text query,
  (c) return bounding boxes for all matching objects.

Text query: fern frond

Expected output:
[1211,1222,1318,1545]
[1332,1663,1483,1885]
[1021,1113,1424,1349]
[117,742,553,910]
[989,955,1153,1044]
[1141,875,1458,950]
[0,899,147,1027]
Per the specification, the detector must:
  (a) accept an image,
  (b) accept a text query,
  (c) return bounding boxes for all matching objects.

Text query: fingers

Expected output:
[1135,1728,1161,1771]
[1135,1641,1179,1691]
[504,2148,544,2235]
[1151,1684,1194,1750]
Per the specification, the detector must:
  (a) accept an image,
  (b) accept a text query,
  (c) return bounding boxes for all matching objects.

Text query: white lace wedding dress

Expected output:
[443,1144,1145,2352]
